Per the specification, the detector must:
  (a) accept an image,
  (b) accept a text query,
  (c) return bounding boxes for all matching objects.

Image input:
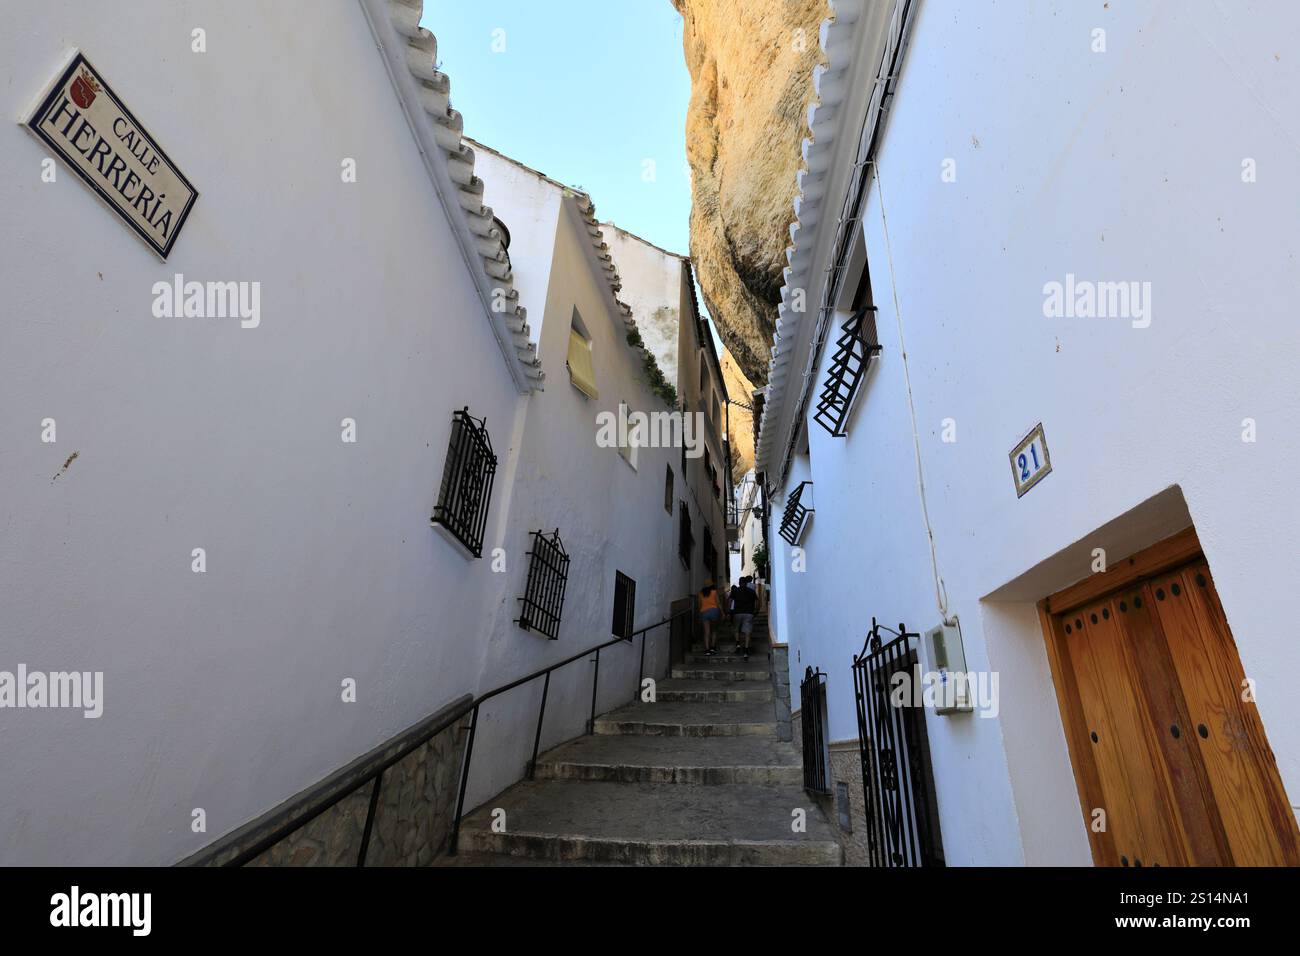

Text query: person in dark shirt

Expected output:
[729,576,759,661]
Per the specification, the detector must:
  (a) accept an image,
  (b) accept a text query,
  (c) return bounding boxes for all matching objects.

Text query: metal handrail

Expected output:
[222,609,690,866]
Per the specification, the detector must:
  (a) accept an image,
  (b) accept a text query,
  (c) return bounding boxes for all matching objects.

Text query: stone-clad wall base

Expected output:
[770,645,792,741]
[829,742,872,867]
[247,786,372,867]
[181,695,473,867]
[790,710,871,866]
[361,715,467,866]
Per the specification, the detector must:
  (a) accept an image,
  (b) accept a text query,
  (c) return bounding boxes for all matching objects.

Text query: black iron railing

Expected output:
[222,609,690,866]
[431,407,497,558]
[515,530,569,640]
[800,667,831,795]
[779,481,813,546]
[852,618,945,867]
[814,307,882,438]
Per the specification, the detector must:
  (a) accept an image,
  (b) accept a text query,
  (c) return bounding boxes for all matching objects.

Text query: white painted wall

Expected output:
[0,1,540,864]
[769,0,1300,865]
[728,470,763,585]
[471,147,563,350]
[606,229,729,593]
[466,155,693,807]
[604,225,683,389]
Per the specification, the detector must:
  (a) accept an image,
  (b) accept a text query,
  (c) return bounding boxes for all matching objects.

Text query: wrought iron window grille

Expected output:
[702,525,717,580]
[779,481,814,546]
[813,306,882,438]
[515,530,569,640]
[611,570,636,640]
[431,407,497,559]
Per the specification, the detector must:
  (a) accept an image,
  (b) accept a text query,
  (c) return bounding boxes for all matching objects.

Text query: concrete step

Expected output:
[688,653,763,664]
[532,733,802,785]
[654,678,772,703]
[671,664,769,682]
[457,779,841,865]
[686,639,764,655]
[593,699,776,737]
[432,851,628,867]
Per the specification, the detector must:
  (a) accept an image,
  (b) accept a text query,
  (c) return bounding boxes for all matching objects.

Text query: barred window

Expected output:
[813,306,882,438]
[612,570,636,639]
[779,481,814,546]
[679,501,693,569]
[515,530,569,640]
[431,407,497,558]
[702,526,717,580]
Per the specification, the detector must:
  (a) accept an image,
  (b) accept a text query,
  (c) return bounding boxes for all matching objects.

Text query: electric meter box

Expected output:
[925,620,973,715]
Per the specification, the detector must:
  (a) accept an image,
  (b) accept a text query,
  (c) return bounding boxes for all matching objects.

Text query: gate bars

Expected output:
[800,667,831,795]
[852,618,945,867]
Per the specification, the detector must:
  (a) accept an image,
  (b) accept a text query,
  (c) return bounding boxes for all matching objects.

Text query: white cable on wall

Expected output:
[873,164,952,624]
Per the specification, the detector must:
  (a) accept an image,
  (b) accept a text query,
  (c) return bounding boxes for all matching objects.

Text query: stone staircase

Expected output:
[441,614,842,866]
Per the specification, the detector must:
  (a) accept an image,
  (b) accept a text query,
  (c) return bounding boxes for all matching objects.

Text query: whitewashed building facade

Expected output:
[0,0,717,866]
[759,0,1300,866]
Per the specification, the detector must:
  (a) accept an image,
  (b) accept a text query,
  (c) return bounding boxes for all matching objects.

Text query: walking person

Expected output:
[699,580,722,656]
[730,576,758,662]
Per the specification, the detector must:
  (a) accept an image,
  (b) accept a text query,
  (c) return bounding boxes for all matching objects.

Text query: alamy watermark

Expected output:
[0,665,103,717]
[890,668,1000,718]
[152,273,260,328]
[1042,273,1151,328]
[595,405,706,459]
[50,886,150,936]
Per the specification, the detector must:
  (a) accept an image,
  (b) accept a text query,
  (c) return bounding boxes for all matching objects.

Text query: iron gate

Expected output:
[800,667,831,795]
[852,618,945,867]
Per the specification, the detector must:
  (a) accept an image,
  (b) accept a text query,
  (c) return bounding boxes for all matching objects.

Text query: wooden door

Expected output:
[1042,529,1300,866]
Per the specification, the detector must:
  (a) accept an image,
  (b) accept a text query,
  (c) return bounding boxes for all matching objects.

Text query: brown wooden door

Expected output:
[1044,531,1300,866]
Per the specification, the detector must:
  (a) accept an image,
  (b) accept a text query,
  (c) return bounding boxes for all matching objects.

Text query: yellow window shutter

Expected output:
[567,329,599,399]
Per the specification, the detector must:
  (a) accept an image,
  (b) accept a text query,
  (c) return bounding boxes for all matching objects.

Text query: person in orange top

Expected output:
[699,580,722,656]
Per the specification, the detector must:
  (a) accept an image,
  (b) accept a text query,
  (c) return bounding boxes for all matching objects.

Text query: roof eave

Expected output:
[360,0,544,393]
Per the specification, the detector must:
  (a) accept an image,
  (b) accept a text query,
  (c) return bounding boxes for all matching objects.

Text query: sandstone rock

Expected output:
[672,0,830,384]
[719,347,757,480]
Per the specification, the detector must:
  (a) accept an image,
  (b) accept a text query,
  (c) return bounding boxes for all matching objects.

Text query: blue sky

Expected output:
[422,0,695,258]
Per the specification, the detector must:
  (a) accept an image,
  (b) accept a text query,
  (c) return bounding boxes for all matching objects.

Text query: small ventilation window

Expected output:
[836,782,853,832]
[617,400,638,469]
[612,570,636,639]
[679,501,694,569]
[664,464,674,515]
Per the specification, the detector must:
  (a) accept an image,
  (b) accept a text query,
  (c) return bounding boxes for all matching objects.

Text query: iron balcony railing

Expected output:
[813,306,882,438]
[779,481,813,546]
[515,530,569,640]
[222,609,692,867]
[431,407,497,558]
[800,667,831,795]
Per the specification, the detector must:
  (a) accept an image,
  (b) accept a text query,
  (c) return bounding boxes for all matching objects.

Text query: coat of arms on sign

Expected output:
[70,68,100,108]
